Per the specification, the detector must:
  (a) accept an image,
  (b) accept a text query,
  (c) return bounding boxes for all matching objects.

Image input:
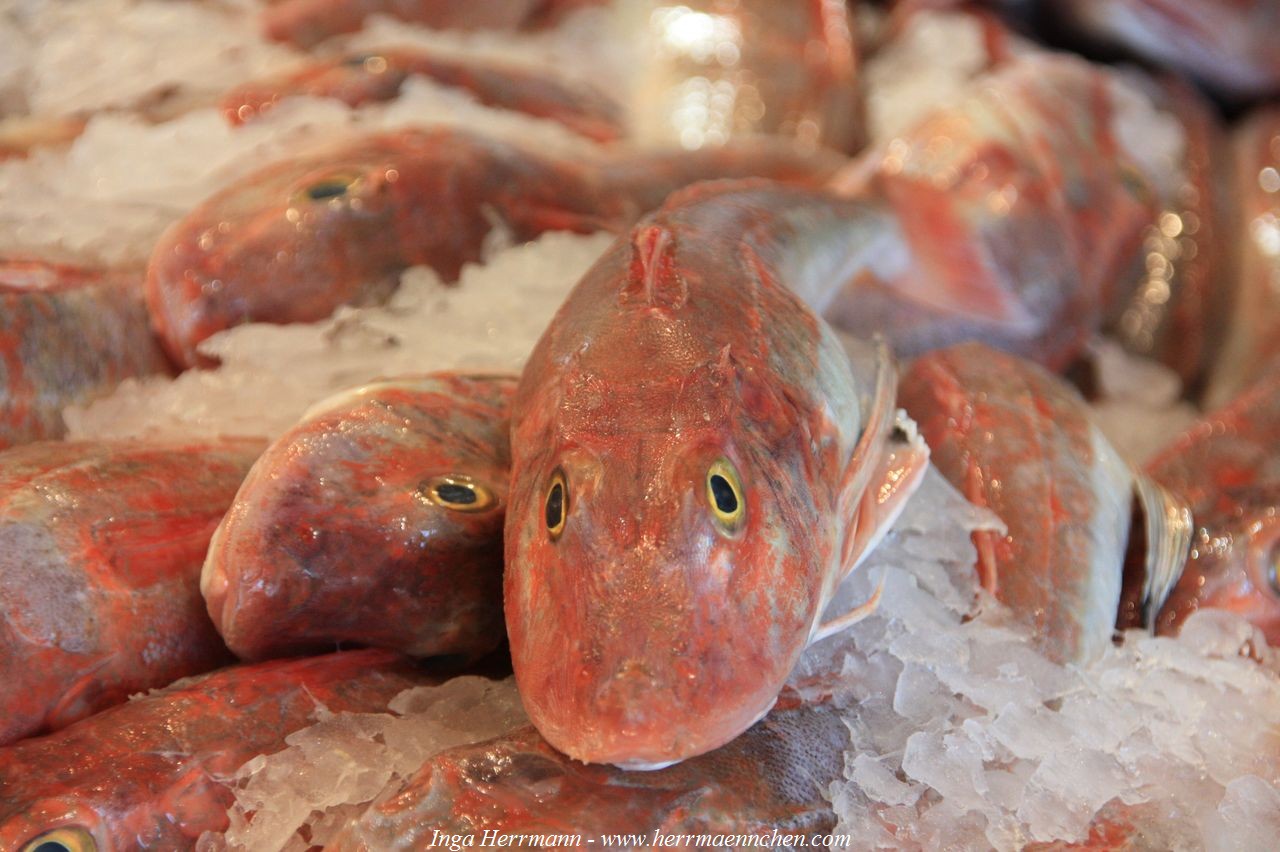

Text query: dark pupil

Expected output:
[710,475,738,514]
[306,180,350,201]
[342,54,376,68]
[546,483,564,528]
[34,843,71,852]
[435,483,476,505]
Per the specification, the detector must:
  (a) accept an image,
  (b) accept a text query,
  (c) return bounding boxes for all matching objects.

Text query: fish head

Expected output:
[0,799,106,852]
[1159,485,1280,645]
[221,52,408,124]
[506,293,838,768]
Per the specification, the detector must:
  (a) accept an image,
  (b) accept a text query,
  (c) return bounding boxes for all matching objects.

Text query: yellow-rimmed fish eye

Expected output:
[421,474,495,513]
[21,827,97,852]
[296,172,363,204]
[545,469,568,541]
[706,459,745,533]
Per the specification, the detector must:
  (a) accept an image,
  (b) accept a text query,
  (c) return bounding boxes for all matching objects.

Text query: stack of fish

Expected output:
[1,0,1279,849]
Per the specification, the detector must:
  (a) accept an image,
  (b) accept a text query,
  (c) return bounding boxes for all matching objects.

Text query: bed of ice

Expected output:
[5,0,1278,848]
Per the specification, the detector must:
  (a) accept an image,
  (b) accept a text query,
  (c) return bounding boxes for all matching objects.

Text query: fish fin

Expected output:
[1132,469,1194,631]
[836,337,898,528]
[812,576,885,643]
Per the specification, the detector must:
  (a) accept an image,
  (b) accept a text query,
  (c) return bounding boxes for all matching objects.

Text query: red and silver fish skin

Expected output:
[327,694,845,849]
[1051,0,1280,100]
[0,439,263,747]
[0,649,433,852]
[819,54,1159,371]
[1146,366,1280,643]
[0,258,170,449]
[899,343,1134,664]
[506,181,919,768]
[632,0,861,153]
[202,374,515,662]
[146,127,840,368]
[220,48,626,143]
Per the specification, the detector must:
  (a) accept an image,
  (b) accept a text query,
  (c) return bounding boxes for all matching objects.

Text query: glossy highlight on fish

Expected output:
[0,650,433,852]
[203,374,515,662]
[0,258,170,449]
[221,47,625,143]
[146,127,840,368]
[0,438,263,747]
[506,181,929,768]
[899,343,1189,664]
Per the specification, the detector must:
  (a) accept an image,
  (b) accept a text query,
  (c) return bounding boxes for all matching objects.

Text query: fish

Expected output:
[0,649,434,851]
[325,694,847,849]
[0,258,171,449]
[1142,362,1280,644]
[897,342,1191,664]
[1050,0,1280,100]
[816,53,1163,372]
[145,127,841,368]
[0,438,264,747]
[505,179,930,768]
[221,47,626,143]
[1206,106,1280,408]
[202,374,515,662]
[628,0,862,153]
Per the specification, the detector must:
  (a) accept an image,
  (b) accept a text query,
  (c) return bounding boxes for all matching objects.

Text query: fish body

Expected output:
[1146,364,1280,643]
[221,48,626,143]
[326,695,845,849]
[0,649,432,851]
[505,181,926,767]
[0,258,170,448]
[202,374,515,661]
[0,439,262,747]
[898,343,1181,664]
[821,54,1161,371]
[146,127,840,368]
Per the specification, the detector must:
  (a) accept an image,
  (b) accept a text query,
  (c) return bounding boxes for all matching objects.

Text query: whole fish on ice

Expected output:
[0,650,432,852]
[203,374,514,662]
[0,439,262,746]
[506,180,930,768]
[146,127,840,367]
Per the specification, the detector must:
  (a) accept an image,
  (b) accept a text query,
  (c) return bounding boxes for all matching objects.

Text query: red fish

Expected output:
[1145,363,1280,643]
[0,438,263,747]
[145,127,841,368]
[505,180,929,768]
[819,54,1161,372]
[203,374,515,662]
[0,258,170,449]
[221,47,625,143]
[0,649,433,851]
[898,342,1191,664]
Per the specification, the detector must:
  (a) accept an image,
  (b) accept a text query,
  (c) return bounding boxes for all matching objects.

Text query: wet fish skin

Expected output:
[506,181,925,767]
[0,438,264,747]
[0,650,433,852]
[202,374,516,662]
[0,258,170,449]
[326,695,845,850]
[220,47,626,143]
[145,127,840,369]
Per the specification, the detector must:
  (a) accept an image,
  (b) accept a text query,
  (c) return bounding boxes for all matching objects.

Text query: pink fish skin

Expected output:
[505,180,926,768]
[899,343,1137,664]
[1146,365,1280,644]
[327,694,846,849]
[821,54,1159,371]
[1051,0,1280,100]
[221,48,625,143]
[0,650,434,852]
[0,439,264,747]
[0,258,170,449]
[145,128,840,369]
[203,374,515,662]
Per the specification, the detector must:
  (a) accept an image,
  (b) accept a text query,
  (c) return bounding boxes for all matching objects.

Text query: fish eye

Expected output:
[342,54,388,73]
[706,459,745,533]
[296,172,362,204]
[22,828,97,852]
[1267,541,1280,598]
[545,469,567,540]
[421,474,495,512]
